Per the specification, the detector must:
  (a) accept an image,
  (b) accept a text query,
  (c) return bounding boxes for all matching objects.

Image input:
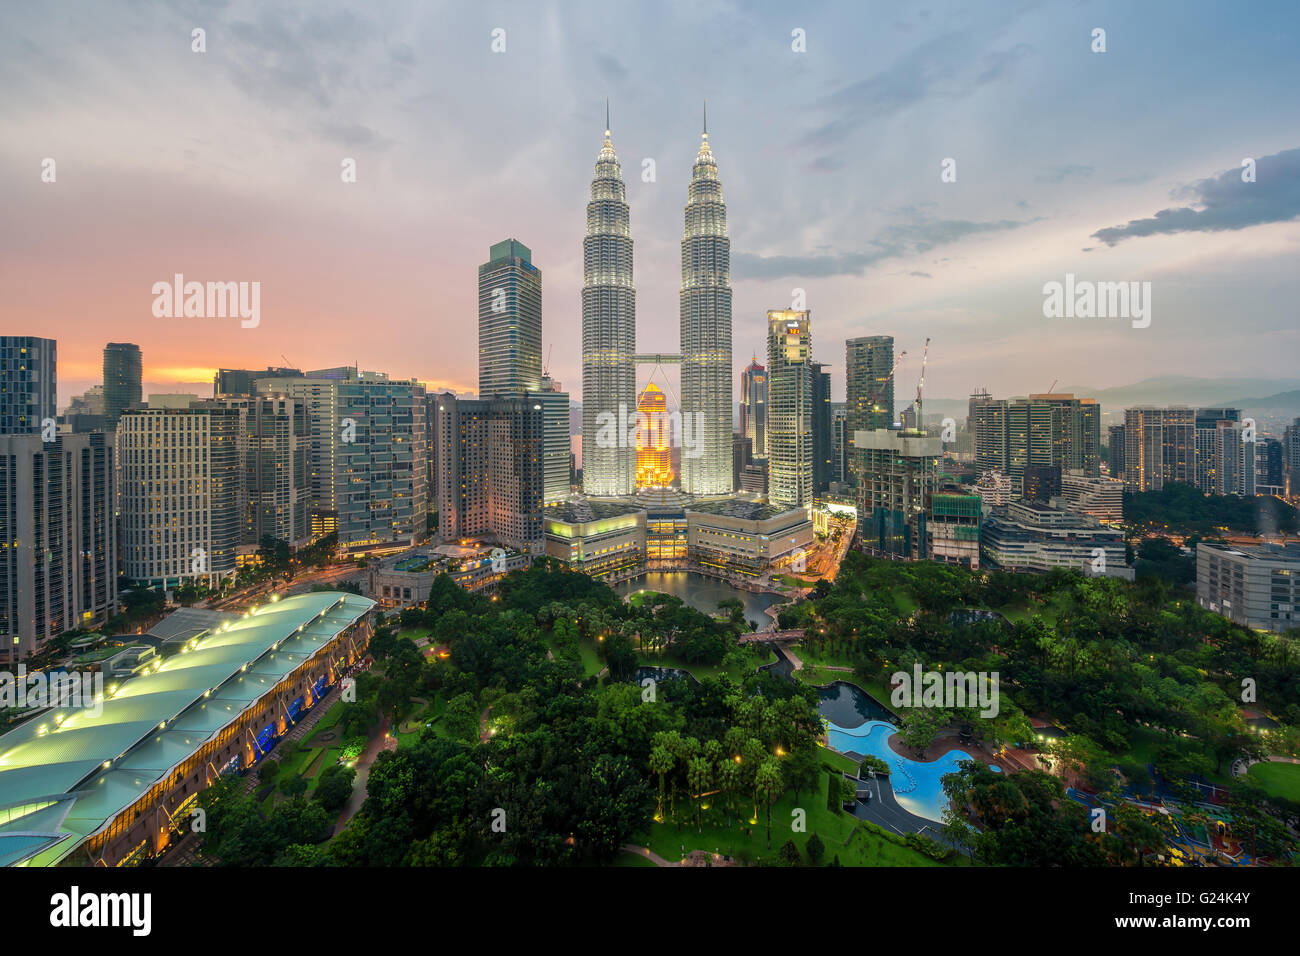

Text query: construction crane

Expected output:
[868,350,907,418]
[1045,379,1057,395]
[913,337,931,431]
[542,344,553,381]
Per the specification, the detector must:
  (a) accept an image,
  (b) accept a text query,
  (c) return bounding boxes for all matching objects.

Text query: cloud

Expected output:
[734,213,1035,278]
[807,33,1035,148]
[1036,164,1093,184]
[1091,147,1300,246]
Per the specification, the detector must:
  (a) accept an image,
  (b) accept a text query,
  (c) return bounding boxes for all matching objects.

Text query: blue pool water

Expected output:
[826,719,999,823]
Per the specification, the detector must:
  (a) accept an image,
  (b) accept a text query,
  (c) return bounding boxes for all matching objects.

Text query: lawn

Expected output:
[635,769,955,867]
[791,642,855,670]
[398,626,433,643]
[1246,761,1300,802]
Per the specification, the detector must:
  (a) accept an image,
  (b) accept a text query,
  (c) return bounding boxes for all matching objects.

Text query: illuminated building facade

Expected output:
[766,309,814,508]
[635,383,672,488]
[679,118,733,497]
[581,119,637,497]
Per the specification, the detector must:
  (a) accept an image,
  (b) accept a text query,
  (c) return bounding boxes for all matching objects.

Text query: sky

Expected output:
[4,0,1299,409]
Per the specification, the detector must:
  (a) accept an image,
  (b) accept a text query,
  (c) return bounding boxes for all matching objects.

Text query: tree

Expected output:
[755,757,783,849]
[687,755,712,833]
[314,763,357,814]
[778,838,802,866]
[649,745,674,822]
[805,831,826,865]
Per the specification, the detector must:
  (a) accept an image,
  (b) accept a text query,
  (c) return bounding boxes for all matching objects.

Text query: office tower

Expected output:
[855,429,940,559]
[1061,472,1125,525]
[478,239,543,398]
[811,362,832,494]
[1108,423,1126,480]
[581,117,637,497]
[207,395,311,546]
[0,336,57,435]
[214,367,302,398]
[0,432,116,664]
[102,343,142,429]
[635,383,672,488]
[766,310,813,508]
[846,336,895,438]
[1022,464,1062,502]
[336,372,427,548]
[435,395,545,555]
[1123,406,1197,492]
[118,406,241,586]
[739,356,767,460]
[1194,407,1240,493]
[679,116,733,497]
[982,501,1128,578]
[532,375,572,506]
[732,434,750,490]
[257,373,344,535]
[968,392,1101,495]
[831,403,848,486]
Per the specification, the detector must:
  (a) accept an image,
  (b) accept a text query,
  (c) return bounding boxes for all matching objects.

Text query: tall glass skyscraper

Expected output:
[581,118,636,497]
[103,342,142,430]
[739,356,767,460]
[478,239,542,398]
[679,118,733,497]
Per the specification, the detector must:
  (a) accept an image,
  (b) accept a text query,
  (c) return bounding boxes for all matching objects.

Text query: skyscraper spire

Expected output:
[679,111,732,496]
[582,112,637,497]
[703,99,707,136]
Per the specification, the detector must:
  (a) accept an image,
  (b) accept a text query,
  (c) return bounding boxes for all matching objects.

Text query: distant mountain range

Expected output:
[926,377,1300,423]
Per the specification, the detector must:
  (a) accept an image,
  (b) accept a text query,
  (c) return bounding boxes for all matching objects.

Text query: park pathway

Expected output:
[332,716,396,835]
[620,844,678,867]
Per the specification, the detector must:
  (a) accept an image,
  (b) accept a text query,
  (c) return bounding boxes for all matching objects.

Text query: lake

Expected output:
[614,571,785,628]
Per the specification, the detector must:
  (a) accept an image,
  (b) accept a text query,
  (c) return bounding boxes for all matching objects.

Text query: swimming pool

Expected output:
[826,719,997,823]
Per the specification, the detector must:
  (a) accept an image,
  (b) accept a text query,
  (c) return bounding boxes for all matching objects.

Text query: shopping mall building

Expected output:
[0,591,375,867]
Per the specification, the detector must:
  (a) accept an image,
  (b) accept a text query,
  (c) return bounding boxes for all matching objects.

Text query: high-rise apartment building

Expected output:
[336,372,427,548]
[102,343,142,430]
[811,362,833,494]
[206,395,311,546]
[581,120,637,497]
[532,376,571,507]
[1107,423,1126,480]
[1123,406,1197,492]
[0,336,57,435]
[478,239,543,399]
[0,432,116,664]
[435,395,545,555]
[117,406,242,585]
[766,310,813,508]
[1194,407,1241,493]
[968,392,1101,494]
[679,122,733,497]
[214,367,303,398]
[846,336,895,450]
[830,403,849,486]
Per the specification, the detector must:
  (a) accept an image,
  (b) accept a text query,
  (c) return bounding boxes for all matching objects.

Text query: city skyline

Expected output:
[7,1,1299,411]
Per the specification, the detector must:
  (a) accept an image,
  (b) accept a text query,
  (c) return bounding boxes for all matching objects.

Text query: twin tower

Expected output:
[581,111,733,498]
